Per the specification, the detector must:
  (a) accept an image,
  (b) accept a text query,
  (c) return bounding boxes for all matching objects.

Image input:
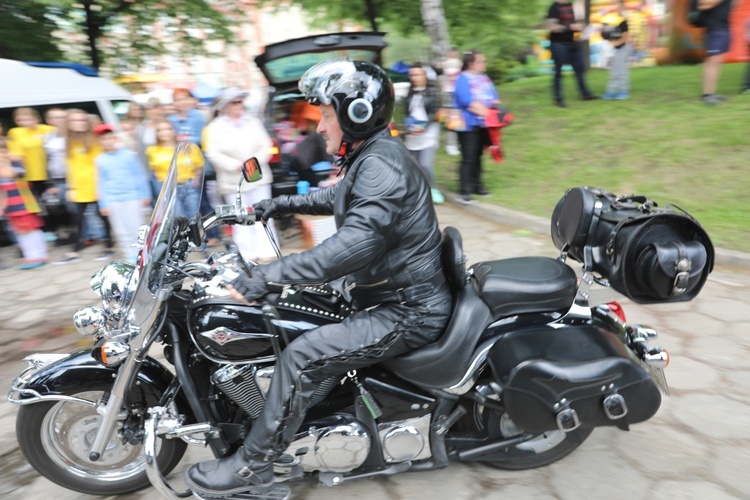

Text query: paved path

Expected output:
[0,201,748,499]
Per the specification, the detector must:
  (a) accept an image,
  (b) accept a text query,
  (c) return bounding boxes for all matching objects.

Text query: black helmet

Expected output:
[299,59,394,141]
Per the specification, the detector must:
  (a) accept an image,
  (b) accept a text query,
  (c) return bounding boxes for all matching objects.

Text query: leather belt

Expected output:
[354,268,447,306]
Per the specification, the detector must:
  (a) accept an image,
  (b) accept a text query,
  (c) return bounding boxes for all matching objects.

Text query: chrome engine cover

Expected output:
[378,414,432,463]
[287,415,370,473]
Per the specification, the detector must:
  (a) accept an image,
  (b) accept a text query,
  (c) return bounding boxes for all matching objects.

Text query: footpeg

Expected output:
[273,454,303,483]
[192,483,291,499]
[319,461,411,487]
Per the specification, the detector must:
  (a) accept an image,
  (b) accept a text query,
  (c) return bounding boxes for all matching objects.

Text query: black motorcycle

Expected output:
[8,143,714,499]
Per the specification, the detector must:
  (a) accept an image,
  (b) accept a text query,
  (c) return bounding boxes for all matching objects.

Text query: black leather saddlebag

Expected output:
[550,186,714,304]
[489,325,661,433]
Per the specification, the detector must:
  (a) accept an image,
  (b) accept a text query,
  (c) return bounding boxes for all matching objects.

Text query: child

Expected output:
[0,137,49,269]
[94,124,151,263]
[601,1,630,100]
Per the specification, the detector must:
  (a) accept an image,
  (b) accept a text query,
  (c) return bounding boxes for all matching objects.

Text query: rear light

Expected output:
[607,301,626,323]
[269,139,282,164]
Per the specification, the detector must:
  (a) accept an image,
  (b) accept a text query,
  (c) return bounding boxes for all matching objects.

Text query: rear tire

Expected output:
[16,389,187,495]
[465,404,593,470]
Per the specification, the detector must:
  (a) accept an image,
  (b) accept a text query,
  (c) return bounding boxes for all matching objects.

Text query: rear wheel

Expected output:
[16,390,187,495]
[465,403,593,470]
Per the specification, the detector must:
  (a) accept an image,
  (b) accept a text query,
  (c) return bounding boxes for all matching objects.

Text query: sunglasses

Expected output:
[229,100,244,105]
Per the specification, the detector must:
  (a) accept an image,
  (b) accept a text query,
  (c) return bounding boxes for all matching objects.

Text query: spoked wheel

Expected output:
[16,390,186,495]
[467,404,593,470]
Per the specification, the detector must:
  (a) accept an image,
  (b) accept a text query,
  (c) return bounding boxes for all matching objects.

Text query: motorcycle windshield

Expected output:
[122,142,205,331]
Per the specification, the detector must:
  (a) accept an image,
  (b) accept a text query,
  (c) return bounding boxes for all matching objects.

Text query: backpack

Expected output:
[688,0,707,28]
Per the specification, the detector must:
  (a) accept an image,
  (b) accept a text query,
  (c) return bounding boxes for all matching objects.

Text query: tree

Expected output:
[39,0,245,71]
[0,1,63,61]
[265,0,550,81]
[420,0,451,63]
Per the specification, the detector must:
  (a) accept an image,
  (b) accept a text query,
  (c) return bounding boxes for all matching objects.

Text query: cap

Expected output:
[173,88,194,100]
[215,87,249,111]
[93,123,116,136]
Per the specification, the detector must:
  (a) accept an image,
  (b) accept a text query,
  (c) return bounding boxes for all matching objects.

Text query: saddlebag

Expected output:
[489,326,661,433]
[550,186,714,304]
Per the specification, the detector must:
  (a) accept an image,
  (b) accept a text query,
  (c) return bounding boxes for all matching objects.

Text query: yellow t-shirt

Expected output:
[146,145,204,183]
[67,141,103,203]
[7,124,56,182]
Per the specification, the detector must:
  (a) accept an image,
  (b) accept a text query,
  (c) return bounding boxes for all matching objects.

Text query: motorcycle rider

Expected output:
[185,59,453,497]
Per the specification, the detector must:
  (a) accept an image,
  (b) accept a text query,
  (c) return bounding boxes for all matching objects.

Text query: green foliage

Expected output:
[434,64,750,251]
[275,0,551,82]
[31,0,243,70]
[0,0,63,61]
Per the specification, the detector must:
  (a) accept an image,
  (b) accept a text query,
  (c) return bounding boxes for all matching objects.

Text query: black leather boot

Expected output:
[185,447,274,498]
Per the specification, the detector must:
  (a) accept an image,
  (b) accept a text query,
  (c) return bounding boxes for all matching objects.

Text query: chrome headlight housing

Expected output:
[90,260,136,315]
[73,306,106,336]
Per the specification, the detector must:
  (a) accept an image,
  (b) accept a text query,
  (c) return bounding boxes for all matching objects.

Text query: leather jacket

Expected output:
[255,129,447,308]
[403,85,441,123]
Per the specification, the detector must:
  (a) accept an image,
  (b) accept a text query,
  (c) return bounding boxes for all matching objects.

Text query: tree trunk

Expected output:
[82,1,101,70]
[420,0,451,64]
[363,0,379,32]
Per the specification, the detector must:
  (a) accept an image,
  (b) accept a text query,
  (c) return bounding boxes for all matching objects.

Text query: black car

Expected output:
[254,31,388,197]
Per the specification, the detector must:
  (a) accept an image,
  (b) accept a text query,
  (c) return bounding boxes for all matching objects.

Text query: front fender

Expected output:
[8,348,192,419]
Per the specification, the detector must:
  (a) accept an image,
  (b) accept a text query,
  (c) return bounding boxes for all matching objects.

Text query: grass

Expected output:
[433,63,750,251]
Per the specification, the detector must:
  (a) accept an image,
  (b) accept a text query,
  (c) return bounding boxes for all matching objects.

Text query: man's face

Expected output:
[317,104,343,156]
[45,110,66,128]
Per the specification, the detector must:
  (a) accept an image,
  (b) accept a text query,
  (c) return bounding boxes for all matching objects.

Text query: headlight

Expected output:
[91,261,135,315]
[73,306,106,336]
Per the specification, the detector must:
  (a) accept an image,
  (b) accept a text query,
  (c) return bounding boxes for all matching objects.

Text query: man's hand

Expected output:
[226,271,268,304]
[252,199,279,221]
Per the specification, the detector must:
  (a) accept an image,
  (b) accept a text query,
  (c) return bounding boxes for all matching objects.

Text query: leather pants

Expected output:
[242,286,452,460]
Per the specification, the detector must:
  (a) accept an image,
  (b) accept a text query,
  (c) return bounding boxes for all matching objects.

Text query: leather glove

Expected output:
[252,199,279,222]
[228,270,268,302]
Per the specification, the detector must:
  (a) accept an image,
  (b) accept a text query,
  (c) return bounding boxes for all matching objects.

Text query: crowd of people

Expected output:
[1,1,746,270]
[0,87,279,270]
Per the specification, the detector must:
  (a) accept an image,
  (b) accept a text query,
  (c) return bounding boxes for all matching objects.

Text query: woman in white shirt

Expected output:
[204,88,277,261]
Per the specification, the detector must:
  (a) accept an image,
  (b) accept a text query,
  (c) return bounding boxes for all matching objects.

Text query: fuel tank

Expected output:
[188,295,345,363]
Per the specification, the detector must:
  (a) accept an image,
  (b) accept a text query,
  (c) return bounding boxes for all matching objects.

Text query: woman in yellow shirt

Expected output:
[145,119,204,218]
[7,107,57,232]
[56,109,114,264]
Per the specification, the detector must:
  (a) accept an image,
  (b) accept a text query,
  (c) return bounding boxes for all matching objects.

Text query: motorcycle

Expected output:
[8,143,713,499]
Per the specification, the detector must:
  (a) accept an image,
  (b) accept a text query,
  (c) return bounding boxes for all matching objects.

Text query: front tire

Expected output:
[16,390,186,495]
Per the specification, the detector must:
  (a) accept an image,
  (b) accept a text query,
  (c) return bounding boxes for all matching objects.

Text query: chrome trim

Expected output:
[73,306,106,336]
[144,407,192,499]
[22,353,68,370]
[8,384,98,407]
[200,326,275,346]
[443,339,497,395]
[378,414,432,463]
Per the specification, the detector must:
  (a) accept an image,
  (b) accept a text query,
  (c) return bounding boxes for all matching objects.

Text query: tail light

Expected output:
[607,301,626,323]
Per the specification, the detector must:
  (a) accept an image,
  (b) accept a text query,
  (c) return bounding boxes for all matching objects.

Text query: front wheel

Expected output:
[464,405,593,470]
[16,390,187,495]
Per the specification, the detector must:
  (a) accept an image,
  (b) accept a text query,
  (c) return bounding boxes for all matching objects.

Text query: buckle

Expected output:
[237,466,255,479]
[396,288,406,304]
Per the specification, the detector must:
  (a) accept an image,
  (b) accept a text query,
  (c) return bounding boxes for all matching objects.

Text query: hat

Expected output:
[173,88,194,100]
[215,88,249,111]
[93,123,116,136]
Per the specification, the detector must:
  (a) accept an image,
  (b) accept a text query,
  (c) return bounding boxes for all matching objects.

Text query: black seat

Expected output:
[471,257,577,320]
[383,232,578,391]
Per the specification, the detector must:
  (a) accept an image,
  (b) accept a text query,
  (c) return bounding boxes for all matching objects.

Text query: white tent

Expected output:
[0,59,131,114]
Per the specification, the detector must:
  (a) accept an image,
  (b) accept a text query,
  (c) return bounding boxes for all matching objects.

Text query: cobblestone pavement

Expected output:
[0,201,748,500]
